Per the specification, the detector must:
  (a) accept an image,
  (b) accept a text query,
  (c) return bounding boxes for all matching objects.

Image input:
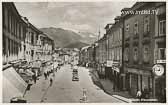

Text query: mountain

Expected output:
[64,41,89,49]
[40,27,96,48]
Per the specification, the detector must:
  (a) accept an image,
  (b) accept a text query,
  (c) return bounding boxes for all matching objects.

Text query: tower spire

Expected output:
[98,26,100,41]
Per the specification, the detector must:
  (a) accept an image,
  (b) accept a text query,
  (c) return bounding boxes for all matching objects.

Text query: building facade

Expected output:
[105,16,124,90]
[2,2,27,64]
[2,2,54,66]
[122,2,166,99]
[153,3,166,101]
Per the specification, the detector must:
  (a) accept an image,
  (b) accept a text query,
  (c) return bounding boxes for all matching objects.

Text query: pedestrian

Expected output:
[44,72,47,80]
[32,74,37,84]
[47,71,49,77]
[26,79,33,91]
[49,77,53,86]
[52,70,55,77]
[136,90,142,102]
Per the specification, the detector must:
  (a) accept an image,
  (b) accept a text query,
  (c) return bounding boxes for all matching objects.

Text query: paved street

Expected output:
[24,64,124,103]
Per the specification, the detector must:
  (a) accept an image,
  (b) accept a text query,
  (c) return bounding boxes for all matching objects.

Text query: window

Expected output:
[8,11,11,32]
[125,24,130,39]
[117,48,119,60]
[3,35,6,55]
[134,21,138,35]
[4,8,8,29]
[119,28,122,41]
[158,48,166,60]
[120,48,122,61]
[124,47,129,62]
[3,6,5,28]
[133,47,138,62]
[144,16,150,33]
[8,38,10,55]
[159,20,166,36]
[143,45,150,63]
[126,24,129,31]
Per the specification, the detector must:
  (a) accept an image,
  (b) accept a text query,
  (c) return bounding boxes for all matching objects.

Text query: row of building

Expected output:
[79,2,166,101]
[2,2,54,67]
[2,2,55,102]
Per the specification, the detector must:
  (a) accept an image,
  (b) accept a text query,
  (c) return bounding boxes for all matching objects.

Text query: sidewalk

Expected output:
[24,76,50,103]
[89,67,158,103]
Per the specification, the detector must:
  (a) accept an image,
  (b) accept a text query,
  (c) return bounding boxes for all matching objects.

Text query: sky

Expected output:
[15,1,135,36]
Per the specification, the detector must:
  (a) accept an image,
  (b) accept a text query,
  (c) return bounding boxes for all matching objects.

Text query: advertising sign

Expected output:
[152,64,164,76]
[106,60,113,67]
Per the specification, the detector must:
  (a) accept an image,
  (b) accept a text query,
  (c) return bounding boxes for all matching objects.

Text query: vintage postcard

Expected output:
[1,0,166,103]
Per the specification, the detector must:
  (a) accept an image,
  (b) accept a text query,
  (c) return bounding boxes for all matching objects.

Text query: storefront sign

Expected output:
[106,60,113,67]
[152,64,164,76]
[112,61,120,66]
[156,60,166,64]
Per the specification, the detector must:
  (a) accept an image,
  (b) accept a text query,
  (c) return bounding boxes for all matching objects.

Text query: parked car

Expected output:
[72,76,79,81]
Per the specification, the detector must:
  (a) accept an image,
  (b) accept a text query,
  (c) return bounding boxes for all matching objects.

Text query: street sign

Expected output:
[152,64,164,76]
[106,60,113,67]
[156,60,166,64]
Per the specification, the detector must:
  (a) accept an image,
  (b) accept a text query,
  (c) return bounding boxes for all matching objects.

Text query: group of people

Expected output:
[43,61,61,86]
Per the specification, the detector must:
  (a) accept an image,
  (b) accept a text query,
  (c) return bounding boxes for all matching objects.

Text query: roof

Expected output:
[3,2,27,26]
[81,46,90,51]
[121,2,152,18]
[104,23,113,29]
[29,23,42,34]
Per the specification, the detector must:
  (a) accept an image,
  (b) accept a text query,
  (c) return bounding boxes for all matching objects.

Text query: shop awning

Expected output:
[3,67,27,103]
[112,66,120,72]
[3,76,23,103]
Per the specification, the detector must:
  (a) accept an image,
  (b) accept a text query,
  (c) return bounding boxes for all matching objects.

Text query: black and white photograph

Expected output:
[2,0,166,103]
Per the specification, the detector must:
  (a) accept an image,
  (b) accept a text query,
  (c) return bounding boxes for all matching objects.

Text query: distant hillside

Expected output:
[64,41,89,49]
[40,27,96,48]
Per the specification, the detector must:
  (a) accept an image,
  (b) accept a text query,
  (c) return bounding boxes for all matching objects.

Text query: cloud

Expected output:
[14,2,135,34]
[58,22,93,32]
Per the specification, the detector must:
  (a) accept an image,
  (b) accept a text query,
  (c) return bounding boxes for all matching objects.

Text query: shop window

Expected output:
[158,48,166,60]
[143,45,150,63]
[159,20,166,36]
[133,47,138,62]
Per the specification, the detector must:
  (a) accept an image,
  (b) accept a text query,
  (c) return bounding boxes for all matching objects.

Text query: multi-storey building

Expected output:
[36,33,46,61]
[122,2,166,98]
[2,2,55,102]
[2,3,28,102]
[2,2,27,64]
[79,46,90,66]
[153,3,166,101]
[105,16,124,90]
[97,35,106,77]
[24,20,43,63]
[43,35,54,62]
